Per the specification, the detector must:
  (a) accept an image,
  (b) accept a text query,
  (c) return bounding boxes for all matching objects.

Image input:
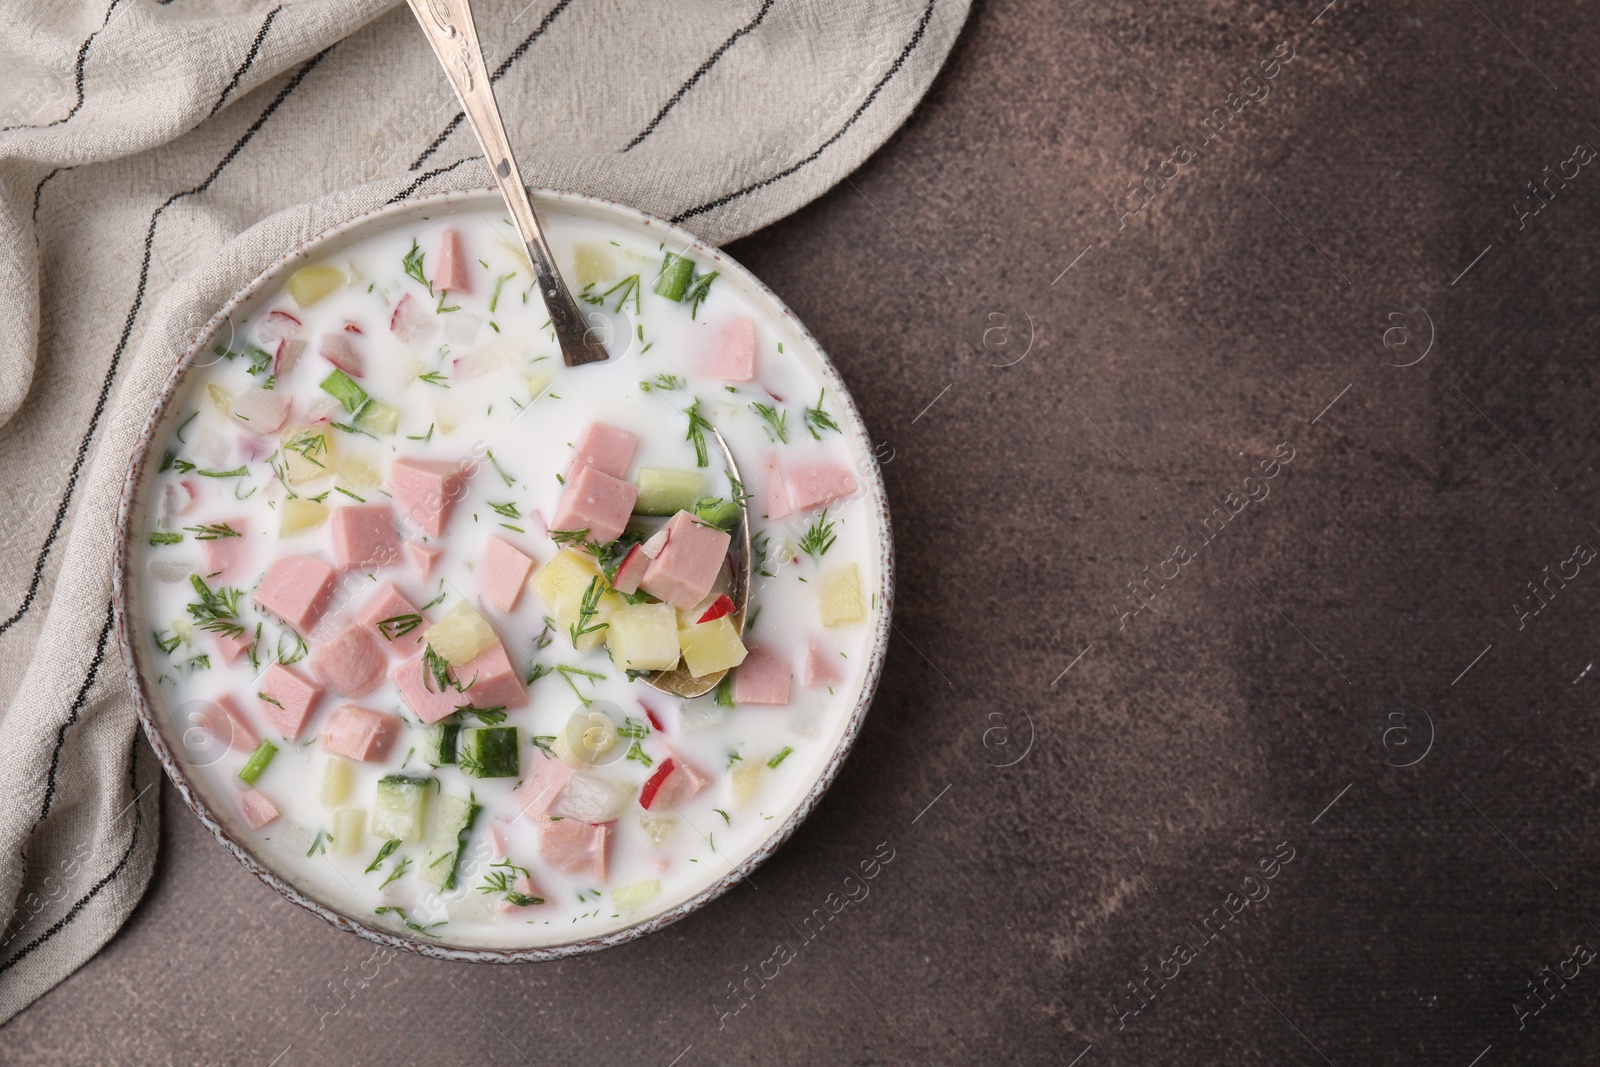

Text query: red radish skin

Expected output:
[319,333,365,376]
[640,703,665,733]
[698,595,735,623]
[258,309,301,344]
[612,544,649,595]
[639,759,677,810]
[343,322,363,334]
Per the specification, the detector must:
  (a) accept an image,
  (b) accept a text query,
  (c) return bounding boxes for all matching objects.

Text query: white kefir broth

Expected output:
[133,203,880,947]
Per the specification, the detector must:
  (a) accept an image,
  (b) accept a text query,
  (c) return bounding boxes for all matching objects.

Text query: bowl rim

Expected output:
[111,186,895,962]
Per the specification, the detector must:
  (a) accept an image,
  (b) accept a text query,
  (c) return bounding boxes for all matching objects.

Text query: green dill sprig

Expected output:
[803,390,841,439]
[452,705,508,725]
[750,402,788,443]
[377,614,423,641]
[685,399,713,467]
[625,741,653,767]
[148,531,182,546]
[183,522,241,540]
[365,839,400,873]
[186,574,244,638]
[556,664,604,708]
[568,576,609,648]
[799,509,837,560]
[402,239,432,294]
[488,500,520,519]
[478,859,544,907]
[685,270,719,319]
[373,905,442,937]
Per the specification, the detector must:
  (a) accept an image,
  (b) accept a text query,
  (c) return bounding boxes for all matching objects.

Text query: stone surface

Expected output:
[8,1,1600,1063]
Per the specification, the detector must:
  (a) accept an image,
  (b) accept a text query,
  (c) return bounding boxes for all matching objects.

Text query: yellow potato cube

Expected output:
[612,879,661,914]
[731,761,761,806]
[288,264,345,308]
[606,602,680,671]
[527,370,552,401]
[571,243,613,289]
[426,602,497,666]
[280,498,328,535]
[206,383,234,414]
[639,813,678,846]
[819,563,866,628]
[279,426,334,485]
[331,807,365,855]
[677,616,748,678]
[339,457,381,489]
[321,758,354,807]
[532,548,603,610]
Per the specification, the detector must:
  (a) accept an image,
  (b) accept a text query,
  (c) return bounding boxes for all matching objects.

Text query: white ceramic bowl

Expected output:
[112,188,894,961]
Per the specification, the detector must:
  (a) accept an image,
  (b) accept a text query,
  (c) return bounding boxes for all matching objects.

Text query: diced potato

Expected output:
[552,710,618,768]
[280,497,328,535]
[206,383,234,414]
[321,758,354,807]
[434,398,461,435]
[279,426,334,485]
[571,243,613,289]
[677,616,747,678]
[731,761,761,806]
[426,602,496,666]
[819,563,866,628]
[526,370,552,400]
[339,457,381,489]
[288,264,345,308]
[170,619,194,646]
[355,400,400,436]
[606,602,680,671]
[331,807,365,855]
[639,813,678,847]
[532,549,619,653]
[612,879,661,914]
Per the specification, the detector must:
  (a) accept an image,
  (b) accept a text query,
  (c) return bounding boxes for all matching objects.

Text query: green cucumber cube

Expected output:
[419,794,481,890]
[372,774,434,841]
[460,727,519,778]
[634,468,704,516]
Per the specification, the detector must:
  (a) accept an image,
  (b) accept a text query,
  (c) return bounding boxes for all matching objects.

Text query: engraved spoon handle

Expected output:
[405,0,606,367]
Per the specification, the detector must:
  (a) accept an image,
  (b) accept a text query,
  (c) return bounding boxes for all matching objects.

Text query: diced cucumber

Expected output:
[460,727,520,778]
[321,758,354,807]
[332,807,365,855]
[692,496,741,532]
[420,723,460,767]
[238,740,277,785]
[419,794,481,890]
[372,774,434,841]
[355,399,400,435]
[634,468,704,515]
[319,369,369,416]
[653,253,694,301]
[612,879,662,914]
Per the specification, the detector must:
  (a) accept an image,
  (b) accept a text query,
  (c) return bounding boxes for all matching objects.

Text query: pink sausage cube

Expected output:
[320,704,401,762]
[539,819,608,881]
[498,873,547,914]
[357,581,427,657]
[640,511,730,610]
[804,636,846,688]
[550,465,638,544]
[330,503,400,570]
[436,228,473,293]
[458,642,528,711]
[199,694,259,754]
[390,654,467,724]
[201,517,250,582]
[390,457,470,539]
[308,623,386,698]
[761,451,790,521]
[405,539,443,580]
[514,756,574,818]
[214,628,253,666]
[481,535,536,613]
[256,663,324,740]
[787,461,859,512]
[731,644,792,706]
[706,318,756,381]
[567,422,640,480]
[254,554,337,632]
[240,789,280,830]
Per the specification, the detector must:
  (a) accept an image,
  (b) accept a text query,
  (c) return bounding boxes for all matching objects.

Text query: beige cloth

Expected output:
[0,0,967,1022]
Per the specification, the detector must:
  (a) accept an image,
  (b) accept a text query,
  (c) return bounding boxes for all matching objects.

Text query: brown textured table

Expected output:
[8,1,1600,1063]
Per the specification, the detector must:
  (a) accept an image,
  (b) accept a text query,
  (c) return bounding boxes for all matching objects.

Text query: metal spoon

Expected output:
[406,0,607,368]
[643,427,752,699]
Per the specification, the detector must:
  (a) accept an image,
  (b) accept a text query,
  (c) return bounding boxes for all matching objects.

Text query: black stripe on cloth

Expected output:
[673,0,938,224]
[407,0,576,172]
[388,157,472,204]
[622,0,775,152]
[0,736,145,977]
[208,6,284,118]
[37,603,116,822]
[0,0,128,135]
[0,48,332,641]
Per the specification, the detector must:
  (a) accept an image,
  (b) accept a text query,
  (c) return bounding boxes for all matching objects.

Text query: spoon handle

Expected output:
[405,0,607,367]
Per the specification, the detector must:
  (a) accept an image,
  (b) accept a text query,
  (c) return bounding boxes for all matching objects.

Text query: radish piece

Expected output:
[640,702,665,733]
[612,544,649,594]
[389,292,434,345]
[640,526,671,559]
[639,759,677,810]
[319,332,365,376]
[343,322,363,334]
[273,337,305,377]
[698,594,735,623]
[230,387,289,435]
[257,309,301,344]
